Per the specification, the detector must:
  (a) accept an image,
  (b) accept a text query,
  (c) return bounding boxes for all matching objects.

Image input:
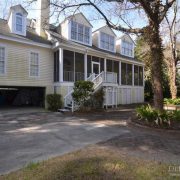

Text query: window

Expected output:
[71,20,90,44]
[134,65,143,86]
[121,40,133,57]
[16,13,23,32]
[30,52,39,77]
[100,32,115,52]
[0,47,5,74]
[121,63,132,85]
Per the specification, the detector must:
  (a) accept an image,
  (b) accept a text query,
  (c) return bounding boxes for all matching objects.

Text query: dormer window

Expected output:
[70,20,91,45]
[121,40,133,57]
[100,32,115,52]
[16,13,23,32]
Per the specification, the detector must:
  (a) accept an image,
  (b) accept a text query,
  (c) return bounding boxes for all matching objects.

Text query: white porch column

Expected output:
[143,66,145,87]
[84,51,87,80]
[59,48,63,82]
[132,64,134,86]
[104,58,107,81]
[119,61,121,85]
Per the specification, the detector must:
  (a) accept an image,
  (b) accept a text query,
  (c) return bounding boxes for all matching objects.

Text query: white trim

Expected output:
[59,48,63,82]
[29,51,40,78]
[119,61,121,85]
[0,34,52,49]
[132,64,134,86]
[84,52,87,80]
[0,44,7,76]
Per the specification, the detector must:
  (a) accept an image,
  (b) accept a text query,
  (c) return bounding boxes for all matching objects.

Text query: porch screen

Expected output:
[63,50,74,82]
[134,65,143,86]
[63,50,85,82]
[54,50,59,82]
[121,63,132,85]
[75,52,84,81]
[107,59,119,83]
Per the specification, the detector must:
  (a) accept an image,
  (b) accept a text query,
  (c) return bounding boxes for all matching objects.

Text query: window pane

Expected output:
[139,66,143,86]
[16,15,23,32]
[30,52,39,77]
[134,65,139,86]
[71,21,77,40]
[75,52,84,81]
[122,40,133,57]
[0,61,4,74]
[84,27,90,44]
[63,50,74,81]
[78,24,83,42]
[127,64,132,85]
[121,63,126,85]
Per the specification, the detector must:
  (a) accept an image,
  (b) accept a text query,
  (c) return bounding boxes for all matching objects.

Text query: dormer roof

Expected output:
[61,13,93,27]
[93,25,116,37]
[117,34,135,44]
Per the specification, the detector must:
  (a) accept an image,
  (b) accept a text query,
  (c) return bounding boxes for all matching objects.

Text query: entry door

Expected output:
[92,62,100,76]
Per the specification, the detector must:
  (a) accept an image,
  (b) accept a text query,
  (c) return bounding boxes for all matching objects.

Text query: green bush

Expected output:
[164,98,180,105]
[136,105,171,126]
[91,88,104,108]
[72,81,94,106]
[46,94,62,111]
[171,110,180,121]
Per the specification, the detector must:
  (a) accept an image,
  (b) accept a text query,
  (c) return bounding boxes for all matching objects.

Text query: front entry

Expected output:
[92,62,100,76]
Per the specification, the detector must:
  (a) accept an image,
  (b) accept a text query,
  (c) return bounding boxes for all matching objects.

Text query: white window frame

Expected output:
[121,40,134,58]
[100,32,115,52]
[70,20,91,45]
[29,51,40,78]
[0,45,7,75]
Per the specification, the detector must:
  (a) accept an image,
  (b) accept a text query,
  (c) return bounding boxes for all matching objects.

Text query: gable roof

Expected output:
[93,25,116,36]
[117,34,135,44]
[10,4,28,15]
[61,13,93,27]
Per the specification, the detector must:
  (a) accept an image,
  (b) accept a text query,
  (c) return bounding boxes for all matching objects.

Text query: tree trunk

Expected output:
[145,22,164,110]
[168,57,177,99]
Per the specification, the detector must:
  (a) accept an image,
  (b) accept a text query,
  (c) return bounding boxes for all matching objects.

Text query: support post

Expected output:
[59,48,63,82]
[132,64,134,86]
[119,61,121,86]
[84,51,87,80]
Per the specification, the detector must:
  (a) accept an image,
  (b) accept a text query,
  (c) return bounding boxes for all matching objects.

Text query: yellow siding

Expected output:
[0,39,53,88]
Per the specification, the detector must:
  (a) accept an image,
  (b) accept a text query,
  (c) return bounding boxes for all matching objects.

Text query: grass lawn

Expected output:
[0,145,177,180]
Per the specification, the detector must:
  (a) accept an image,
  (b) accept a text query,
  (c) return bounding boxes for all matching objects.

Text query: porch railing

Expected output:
[63,71,84,82]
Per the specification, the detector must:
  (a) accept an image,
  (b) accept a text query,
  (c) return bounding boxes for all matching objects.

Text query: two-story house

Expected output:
[0,0,144,110]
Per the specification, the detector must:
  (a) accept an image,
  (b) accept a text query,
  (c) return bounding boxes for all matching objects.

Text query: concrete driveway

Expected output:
[0,109,131,175]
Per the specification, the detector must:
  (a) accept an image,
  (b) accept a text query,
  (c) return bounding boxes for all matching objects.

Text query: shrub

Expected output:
[46,94,62,111]
[164,98,180,105]
[72,81,94,106]
[91,88,104,108]
[136,105,171,126]
[136,104,158,122]
[171,110,180,122]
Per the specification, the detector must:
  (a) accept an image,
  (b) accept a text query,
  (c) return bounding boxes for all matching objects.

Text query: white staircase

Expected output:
[63,71,118,112]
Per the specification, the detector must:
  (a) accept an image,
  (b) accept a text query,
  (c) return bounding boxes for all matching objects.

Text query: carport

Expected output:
[0,86,45,108]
